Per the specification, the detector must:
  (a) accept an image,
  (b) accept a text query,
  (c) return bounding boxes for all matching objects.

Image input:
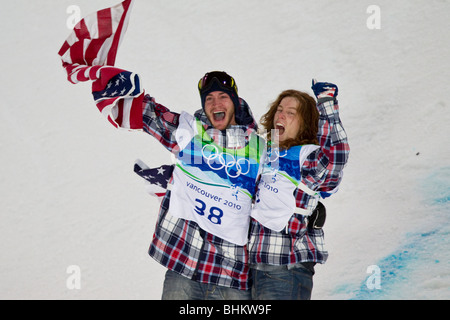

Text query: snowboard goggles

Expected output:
[198,71,238,95]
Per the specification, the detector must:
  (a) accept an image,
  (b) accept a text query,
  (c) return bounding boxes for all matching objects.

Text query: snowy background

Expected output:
[1,0,449,300]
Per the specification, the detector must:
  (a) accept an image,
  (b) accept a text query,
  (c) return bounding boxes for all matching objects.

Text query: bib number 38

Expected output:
[194,198,224,225]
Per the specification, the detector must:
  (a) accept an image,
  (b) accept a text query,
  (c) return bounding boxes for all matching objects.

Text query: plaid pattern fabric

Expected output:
[143,94,256,290]
[142,95,180,152]
[249,98,350,266]
[249,216,328,265]
[149,192,249,289]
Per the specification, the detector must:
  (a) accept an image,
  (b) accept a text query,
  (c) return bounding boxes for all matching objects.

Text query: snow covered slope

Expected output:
[1,0,449,299]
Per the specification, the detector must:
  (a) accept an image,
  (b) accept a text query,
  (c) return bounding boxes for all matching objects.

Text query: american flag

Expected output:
[134,160,174,200]
[58,0,144,130]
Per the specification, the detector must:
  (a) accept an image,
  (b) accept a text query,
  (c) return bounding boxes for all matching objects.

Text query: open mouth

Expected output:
[213,111,226,122]
[275,123,285,136]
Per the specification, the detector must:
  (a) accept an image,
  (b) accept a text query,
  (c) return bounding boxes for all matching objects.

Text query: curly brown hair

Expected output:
[260,90,319,149]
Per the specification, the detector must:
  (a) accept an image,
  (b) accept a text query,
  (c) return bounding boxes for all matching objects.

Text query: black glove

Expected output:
[308,201,326,229]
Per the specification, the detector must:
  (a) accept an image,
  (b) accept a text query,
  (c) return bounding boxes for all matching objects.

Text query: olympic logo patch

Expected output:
[201,144,251,178]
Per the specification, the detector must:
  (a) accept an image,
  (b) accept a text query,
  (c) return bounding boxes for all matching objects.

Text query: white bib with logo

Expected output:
[251,144,320,232]
[169,112,264,245]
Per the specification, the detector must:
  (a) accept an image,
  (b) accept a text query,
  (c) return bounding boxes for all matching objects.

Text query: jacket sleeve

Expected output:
[301,98,350,193]
[142,94,181,153]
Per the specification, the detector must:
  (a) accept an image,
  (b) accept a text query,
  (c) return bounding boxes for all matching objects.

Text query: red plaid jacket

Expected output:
[142,94,258,290]
[249,97,350,266]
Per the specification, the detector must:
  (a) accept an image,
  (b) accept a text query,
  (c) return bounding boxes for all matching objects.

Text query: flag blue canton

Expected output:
[134,164,174,189]
[92,71,141,102]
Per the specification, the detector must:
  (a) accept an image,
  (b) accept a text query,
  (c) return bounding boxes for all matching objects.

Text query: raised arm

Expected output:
[142,94,181,153]
[302,81,350,193]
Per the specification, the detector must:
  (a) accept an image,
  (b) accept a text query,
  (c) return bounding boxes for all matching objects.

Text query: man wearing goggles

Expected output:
[139,71,263,300]
[198,71,254,130]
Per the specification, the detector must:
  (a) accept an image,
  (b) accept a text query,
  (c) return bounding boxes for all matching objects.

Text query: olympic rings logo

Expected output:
[201,144,251,178]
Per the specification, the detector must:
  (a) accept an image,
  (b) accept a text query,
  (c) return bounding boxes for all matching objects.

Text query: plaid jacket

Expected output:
[248,97,350,266]
[142,94,258,291]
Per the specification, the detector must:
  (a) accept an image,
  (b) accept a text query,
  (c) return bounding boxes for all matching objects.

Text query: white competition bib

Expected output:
[169,112,264,245]
[251,145,320,232]
[170,167,253,245]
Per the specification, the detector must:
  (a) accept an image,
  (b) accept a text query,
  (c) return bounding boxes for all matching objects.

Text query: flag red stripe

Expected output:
[58,41,70,57]
[116,99,124,126]
[89,65,102,80]
[84,38,108,65]
[129,95,144,128]
[74,18,90,40]
[70,42,85,66]
[108,116,119,128]
[84,9,112,65]
[97,8,113,39]
[70,19,89,65]
[107,0,131,65]
[96,99,115,113]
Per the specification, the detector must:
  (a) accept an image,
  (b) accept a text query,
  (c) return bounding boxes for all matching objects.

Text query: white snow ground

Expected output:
[0,0,449,300]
